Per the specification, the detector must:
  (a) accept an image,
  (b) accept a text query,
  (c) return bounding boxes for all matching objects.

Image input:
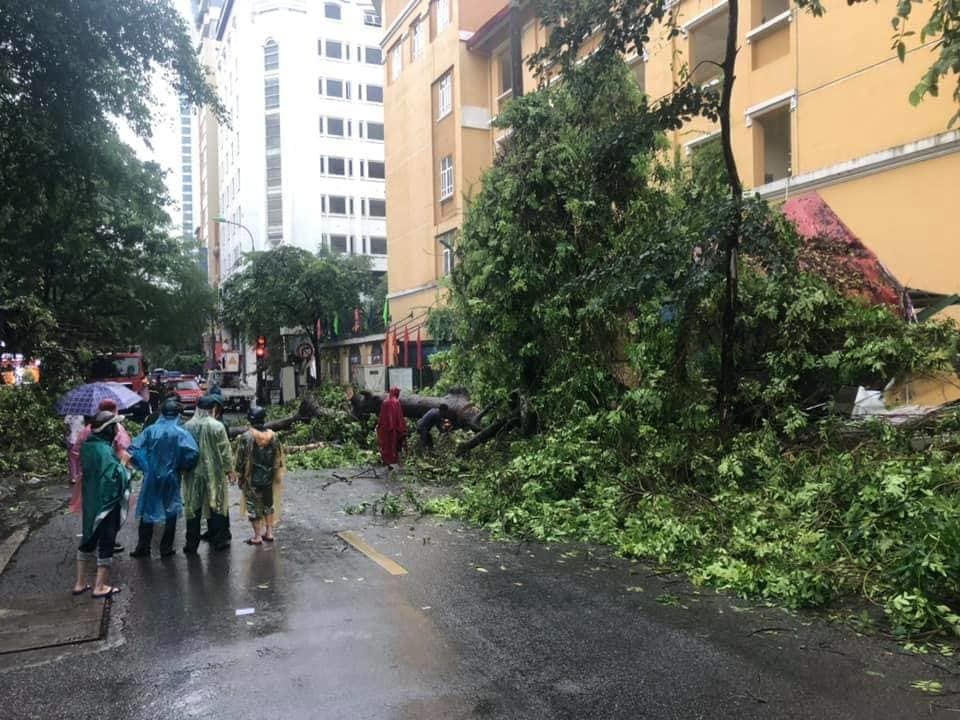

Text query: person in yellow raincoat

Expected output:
[234,406,284,545]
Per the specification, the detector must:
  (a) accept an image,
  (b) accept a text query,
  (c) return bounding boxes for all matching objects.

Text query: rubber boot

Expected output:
[209,514,230,551]
[184,516,201,555]
[130,522,153,558]
[159,517,177,557]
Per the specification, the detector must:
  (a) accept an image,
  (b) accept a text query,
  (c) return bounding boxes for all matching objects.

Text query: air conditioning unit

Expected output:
[363,14,381,26]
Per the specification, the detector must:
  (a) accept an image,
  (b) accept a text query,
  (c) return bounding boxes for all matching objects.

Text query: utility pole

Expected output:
[509,0,523,99]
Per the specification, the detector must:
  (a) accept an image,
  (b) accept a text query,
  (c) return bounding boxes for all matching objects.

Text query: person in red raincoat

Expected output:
[377,387,406,468]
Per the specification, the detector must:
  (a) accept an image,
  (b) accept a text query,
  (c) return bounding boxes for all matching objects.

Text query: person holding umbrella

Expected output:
[69,399,131,516]
[129,399,199,558]
[72,411,132,598]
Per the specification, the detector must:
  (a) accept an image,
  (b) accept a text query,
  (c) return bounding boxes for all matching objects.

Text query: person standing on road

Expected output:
[182,395,235,554]
[72,411,132,598]
[129,399,199,558]
[416,404,451,451]
[377,387,406,468]
[234,406,284,546]
[69,400,132,516]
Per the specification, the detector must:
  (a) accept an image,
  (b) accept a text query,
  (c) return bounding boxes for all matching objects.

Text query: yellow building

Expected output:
[382,0,960,335]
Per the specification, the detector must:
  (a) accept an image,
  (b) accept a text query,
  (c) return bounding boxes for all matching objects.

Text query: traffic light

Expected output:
[255,335,266,359]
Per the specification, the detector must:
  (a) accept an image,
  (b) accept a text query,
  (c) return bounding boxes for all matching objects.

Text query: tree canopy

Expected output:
[221,247,377,367]
[0,0,224,383]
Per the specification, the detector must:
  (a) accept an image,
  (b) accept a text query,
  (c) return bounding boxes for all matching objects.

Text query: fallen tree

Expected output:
[226,395,336,438]
[347,388,484,431]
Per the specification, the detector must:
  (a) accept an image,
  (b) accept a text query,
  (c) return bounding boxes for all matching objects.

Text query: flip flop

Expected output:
[262,536,275,542]
[245,539,263,545]
[71,585,91,596]
[92,586,121,599]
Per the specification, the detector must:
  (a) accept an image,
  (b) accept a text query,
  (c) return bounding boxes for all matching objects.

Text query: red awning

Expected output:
[782,193,902,309]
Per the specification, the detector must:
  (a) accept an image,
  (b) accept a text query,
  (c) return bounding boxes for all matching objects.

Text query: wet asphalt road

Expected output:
[1,469,958,719]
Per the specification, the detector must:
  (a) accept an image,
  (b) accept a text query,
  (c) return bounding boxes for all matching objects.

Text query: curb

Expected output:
[0,528,29,577]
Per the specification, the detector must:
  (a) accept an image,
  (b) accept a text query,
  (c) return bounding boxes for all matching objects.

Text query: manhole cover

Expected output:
[0,593,109,655]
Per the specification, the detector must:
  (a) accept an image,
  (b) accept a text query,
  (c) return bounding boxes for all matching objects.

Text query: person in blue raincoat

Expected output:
[129,399,199,558]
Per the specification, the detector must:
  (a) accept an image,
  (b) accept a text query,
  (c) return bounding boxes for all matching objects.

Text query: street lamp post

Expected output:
[214,215,255,255]
[214,215,262,405]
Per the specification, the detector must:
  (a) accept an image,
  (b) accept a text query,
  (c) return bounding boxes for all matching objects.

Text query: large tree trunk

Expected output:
[349,389,483,431]
[717,0,743,432]
[227,395,335,438]
[455,413,520,456]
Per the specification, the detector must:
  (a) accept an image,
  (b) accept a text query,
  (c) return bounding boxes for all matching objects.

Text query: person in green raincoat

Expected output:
[72,411,131,598]
[182,395,235,553]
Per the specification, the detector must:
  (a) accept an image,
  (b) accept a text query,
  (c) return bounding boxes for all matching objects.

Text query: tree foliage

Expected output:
[221,247,375,366]
[435,48,960,634]
[0,0,222,384]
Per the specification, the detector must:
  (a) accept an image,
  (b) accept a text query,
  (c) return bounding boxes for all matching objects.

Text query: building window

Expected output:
[267,195,283,229]
[264,40,279,71]
[265,115,281,149]
[330,234,348,253]
[366,122,385,141]
[365,47,382,65]
[325,117,346,136]
[498,50,513,96]
[370,236,387,255]
[411,19,425,60]
[326,157,348,176]
[324,3,341,20]
[365,84,383,103]
[390,42,403,81]
[439,155,454,201]
[364,11,382,27]
[688,8,727,85]
[328,195,348,215]
[370,342,383,364]
[266,155,282,189]
[324,40,344,60]
[757,106,792,184]
[754,0,789,26]
[321,78,350,99]
[264,77,280,109]
[438,230,455,275]
[437,72,452,119]
[367,160,385,179]
[368,199,386,217]
[436,0,451,33]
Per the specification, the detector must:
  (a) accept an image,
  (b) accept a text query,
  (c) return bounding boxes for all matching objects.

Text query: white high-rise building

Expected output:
[215,0,387,281]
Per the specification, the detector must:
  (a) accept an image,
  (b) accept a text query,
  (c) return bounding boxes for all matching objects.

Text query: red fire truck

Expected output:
[89,351,148,394]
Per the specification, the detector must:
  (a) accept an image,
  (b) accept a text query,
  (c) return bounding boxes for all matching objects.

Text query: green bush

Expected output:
[0,386,66,476]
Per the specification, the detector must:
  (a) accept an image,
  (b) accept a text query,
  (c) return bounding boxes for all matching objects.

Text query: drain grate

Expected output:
[0,593,109,655]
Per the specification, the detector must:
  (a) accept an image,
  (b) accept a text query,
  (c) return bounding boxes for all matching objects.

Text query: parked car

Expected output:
[166,379,202,411]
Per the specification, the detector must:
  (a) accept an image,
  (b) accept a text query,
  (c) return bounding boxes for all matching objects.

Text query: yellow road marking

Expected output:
[337,531,408,576]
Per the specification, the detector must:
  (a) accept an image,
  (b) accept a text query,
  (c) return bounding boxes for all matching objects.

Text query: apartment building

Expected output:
[383,0,960,347]
[381,0,510,368]
[215,0,388,280]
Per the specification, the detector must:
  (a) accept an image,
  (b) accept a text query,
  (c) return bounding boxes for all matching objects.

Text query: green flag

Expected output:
[382,298,390,327]
[333,313,340,336]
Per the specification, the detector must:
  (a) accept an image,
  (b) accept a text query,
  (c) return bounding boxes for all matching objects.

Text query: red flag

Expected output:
[353,307,361,334]
[416,328,423,370]
[315,317,322,341]
[403,325,410,366]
